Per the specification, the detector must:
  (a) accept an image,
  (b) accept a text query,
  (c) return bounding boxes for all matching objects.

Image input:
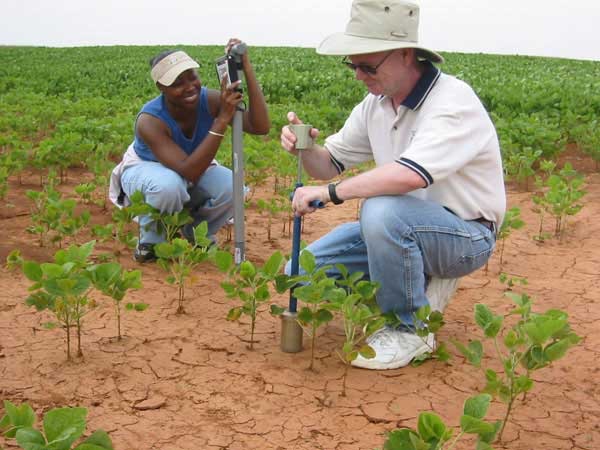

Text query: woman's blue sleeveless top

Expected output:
[133,87,213,161]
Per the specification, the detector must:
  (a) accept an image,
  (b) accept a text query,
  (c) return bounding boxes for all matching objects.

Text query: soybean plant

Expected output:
[282,250,337,371]
[452,292,580,442]
[154,221,214,314]
[26,177,90,248]
[496,206,525,269]
[383,394,500,450]
[328,264,385,396]
[20,241,98,360]
[109,191,152,248]
[216,250,285,350]
[88,262,145,340]
[0,400,114,449]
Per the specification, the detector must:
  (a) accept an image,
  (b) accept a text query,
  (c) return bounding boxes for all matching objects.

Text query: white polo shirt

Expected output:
[324,62,506,227]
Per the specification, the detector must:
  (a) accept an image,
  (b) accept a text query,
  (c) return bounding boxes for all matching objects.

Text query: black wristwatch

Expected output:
[328,182,344,205]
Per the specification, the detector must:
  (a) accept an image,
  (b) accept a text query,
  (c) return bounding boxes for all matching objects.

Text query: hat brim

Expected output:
[317,32,444,64]
[156,60,200,86]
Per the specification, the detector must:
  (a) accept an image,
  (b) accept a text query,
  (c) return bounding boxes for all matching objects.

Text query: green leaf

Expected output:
[297,307,313,325]
[261,251,284,278]
[384,428,423,450]
[15,427,46,449]
[221,282,236,296]
[460,415,495,435]
[474,304,494,330]
[226,307,242,321]
[23,261,43,282]
[417,412,447,442]
[0,412,10,432]
[299,249,316,274]
[463,394,491,419]
[3,400,36,430]
[346,350,359,363]
[215,250,234,272]
[239,261,256,280]
[483,316,502,338]
[452,339,483,367]
[358,345,376,359]
[270,304,286,316]
[514,375,534,394]
[274,274,295,294]
[43,407,87,448]
[314,309,333,325]
[75,430,114,449]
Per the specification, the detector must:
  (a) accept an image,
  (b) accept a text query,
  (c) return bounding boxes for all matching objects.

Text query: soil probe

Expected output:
[281,140,324,353]
[230,43,246,265]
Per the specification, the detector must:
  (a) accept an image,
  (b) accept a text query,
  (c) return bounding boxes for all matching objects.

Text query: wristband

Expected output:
[208,130,225,137]
[328,182,344,205]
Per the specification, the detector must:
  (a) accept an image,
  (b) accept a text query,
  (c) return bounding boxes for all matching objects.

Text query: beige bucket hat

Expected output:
[150,51,200,86]
[317,0,443,63]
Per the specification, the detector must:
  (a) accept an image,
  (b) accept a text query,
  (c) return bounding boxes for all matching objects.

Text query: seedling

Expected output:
[409,305,451,366]
[505,147,542,191]
[216,250,285,349]
[380,302,450,367]
[154,221,214,314]
[255,197,285,241]
[452,292,580,442]
[383,393,500,450]
[150,208,193,243]
[0,400,114,449]
[498,272,528,291]
[326,264,385,395]
[88,262,145,340]
[26,175,91,248]
[74,182,96,205]
[20,241,98,360]
[281,250,337,370]
[497,206,525,269]
[532,163,586,240]
[110,190,154,250]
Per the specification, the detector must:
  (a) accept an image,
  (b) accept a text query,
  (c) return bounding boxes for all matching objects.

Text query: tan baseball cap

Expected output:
[150,51,200,86]
[317,0,443,63]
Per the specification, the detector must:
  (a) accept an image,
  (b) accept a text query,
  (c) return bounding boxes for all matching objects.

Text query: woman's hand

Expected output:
[226,38,249,67]
[216,74,243,124]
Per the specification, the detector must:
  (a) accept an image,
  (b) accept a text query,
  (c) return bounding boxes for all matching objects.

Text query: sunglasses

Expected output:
[342,51,394,75]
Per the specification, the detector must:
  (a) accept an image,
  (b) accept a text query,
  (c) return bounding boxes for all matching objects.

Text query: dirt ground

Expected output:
[1,154,599,450]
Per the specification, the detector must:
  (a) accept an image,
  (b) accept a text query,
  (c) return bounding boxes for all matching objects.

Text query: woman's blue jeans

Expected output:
[120,162,233,245]
[287,195,496,326]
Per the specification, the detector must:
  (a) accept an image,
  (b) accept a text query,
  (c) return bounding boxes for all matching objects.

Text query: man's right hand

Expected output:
[280,111,319,156]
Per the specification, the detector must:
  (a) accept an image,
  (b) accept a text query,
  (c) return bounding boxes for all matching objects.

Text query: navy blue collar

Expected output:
[400,61,441,110]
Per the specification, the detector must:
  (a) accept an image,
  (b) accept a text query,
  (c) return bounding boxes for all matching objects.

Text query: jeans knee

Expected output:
[360,197,408,242]
[145,176,188,212]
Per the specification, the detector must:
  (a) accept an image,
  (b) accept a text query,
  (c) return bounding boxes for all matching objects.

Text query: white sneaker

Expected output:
[351,327,435,370]
[426,277,460,312]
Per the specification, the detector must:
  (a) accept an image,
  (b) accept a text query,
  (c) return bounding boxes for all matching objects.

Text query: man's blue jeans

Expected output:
[287,195,496,326]
[120,162,233,245]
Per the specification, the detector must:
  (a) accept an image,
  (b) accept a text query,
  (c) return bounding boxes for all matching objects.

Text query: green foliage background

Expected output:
[1,45,600,179]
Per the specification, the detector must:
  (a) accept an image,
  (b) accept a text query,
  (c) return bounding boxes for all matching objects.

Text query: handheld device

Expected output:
[215,54,240,90]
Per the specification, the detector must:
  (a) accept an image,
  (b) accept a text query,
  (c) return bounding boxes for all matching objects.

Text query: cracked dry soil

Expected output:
[1,158,599,450]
